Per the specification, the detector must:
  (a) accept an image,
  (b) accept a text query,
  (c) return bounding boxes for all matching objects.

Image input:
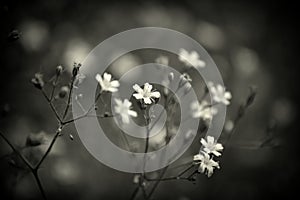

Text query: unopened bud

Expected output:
[31,73,44,90]
[7,30,21,42]
[179,73,192,87]
[56,65,63,76]
[104,112,110,117]
[168,72,174,82]
[72,63,81,77]
[184,83,192,95]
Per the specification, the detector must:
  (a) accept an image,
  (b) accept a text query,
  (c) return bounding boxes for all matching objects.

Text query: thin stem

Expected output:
[0,131,33,171]
[0,131,47,199]
[145,164,194,182]
[130,186,140,200]
[143,109,150,174]
[35,126,63,170]
[146,166,169,199]
[61,92,105,125]
[62,76,76,120]
[33,170,47,200]
[42,89,62,123]
[62,113,114,125]
[178,164,194,177]
[50,74,60,101]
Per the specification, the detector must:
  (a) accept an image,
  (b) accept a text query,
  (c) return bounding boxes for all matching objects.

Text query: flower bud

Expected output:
[31,73,44,90]
[184,83,192,95]
[56,65,63,76]
[7,30,21,42]
[168,72,174,82]
[72,63,81,77]
[179,73,192,87]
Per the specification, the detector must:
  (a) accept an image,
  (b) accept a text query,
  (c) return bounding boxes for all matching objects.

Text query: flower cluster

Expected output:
[95,73,161,124]
[193,136,223,177]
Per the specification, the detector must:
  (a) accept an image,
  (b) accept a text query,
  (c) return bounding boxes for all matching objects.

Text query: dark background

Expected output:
[0,0,299,199]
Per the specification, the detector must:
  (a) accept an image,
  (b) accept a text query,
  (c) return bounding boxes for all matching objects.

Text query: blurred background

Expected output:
[0,0,299,199]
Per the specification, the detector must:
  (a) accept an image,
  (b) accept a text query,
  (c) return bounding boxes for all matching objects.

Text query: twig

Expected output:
[41,89,62,123]
[32,170,47,200]
[62,77,75,120]
[0,132,34,171]
[35,126,63,170]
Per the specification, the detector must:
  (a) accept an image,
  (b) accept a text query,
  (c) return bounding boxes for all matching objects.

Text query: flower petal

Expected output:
[224,91,232,99]
[207,136,214,144]
[110,80,120,87]
[95,74,103,84]
[133,84,143,93]
[108,87,118,93]
[133,93,143,99]
[103,72,112,81]
[144,83,153,92]
[150,91,160,98]
[124,99,132,107]
[144,97,152,104]
[128,110,137,117]
[114,98,122,106]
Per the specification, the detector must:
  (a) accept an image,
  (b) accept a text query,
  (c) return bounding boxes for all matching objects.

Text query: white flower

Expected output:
[114,98,137,124]
[200,136,224,156]
[132,83,161,104]
[193,152,220,177]
[208,82,232,105]
[191,100,217,121]
[179,48,206,69]
[95,72,120,93]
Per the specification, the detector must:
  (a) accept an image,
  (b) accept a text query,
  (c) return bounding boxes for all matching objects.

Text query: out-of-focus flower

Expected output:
[59,86,69,98]
[179,48,206,69]
[224,120,234,133]
[200,136,223,156]
[114,98,137,124]
[208,82,232,105]
[25,132,47,147]
[31,73,44,90]
[191,100,217,121]
[95,72,120,93]
[185,130,196,140]
[133,83,160,104]
[155,55,169,66]
[193,152,220,177]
